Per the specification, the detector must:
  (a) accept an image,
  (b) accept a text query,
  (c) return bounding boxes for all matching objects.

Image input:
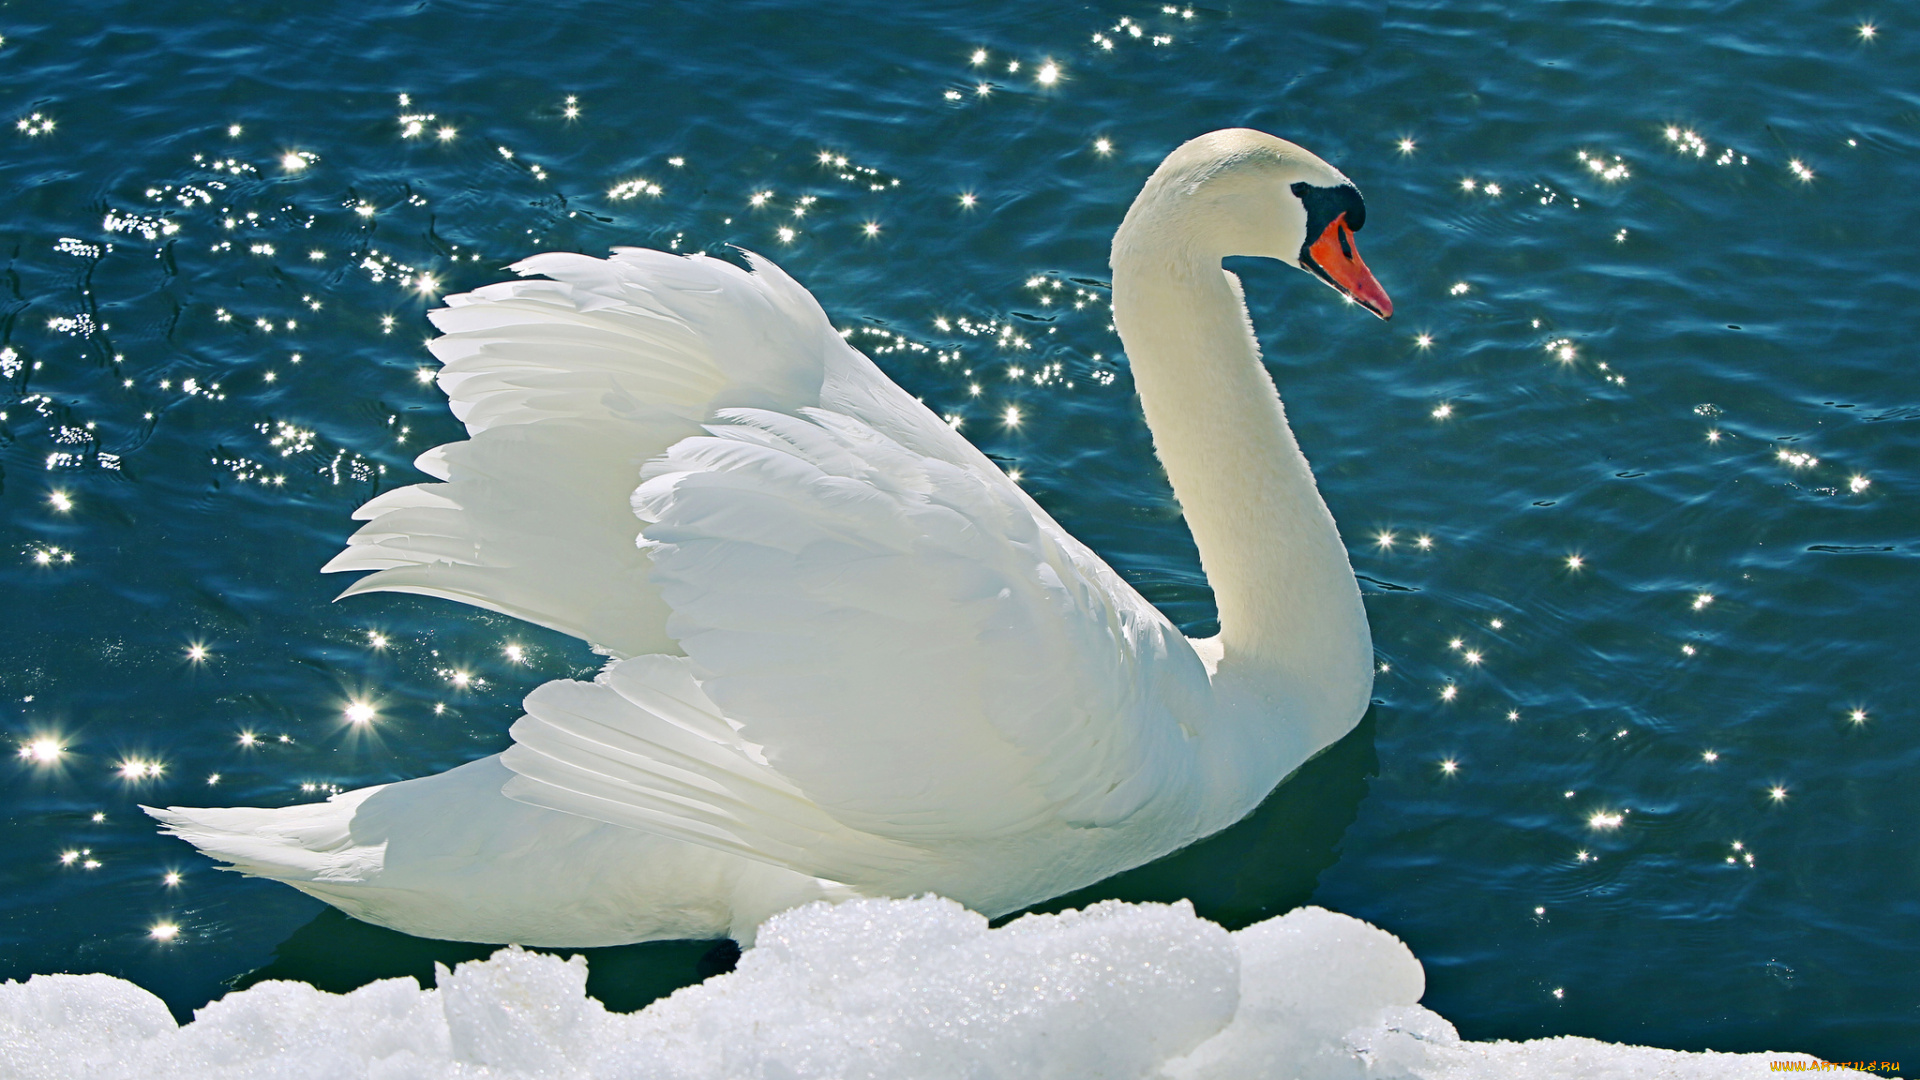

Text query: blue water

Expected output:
[3,0,1916,1060]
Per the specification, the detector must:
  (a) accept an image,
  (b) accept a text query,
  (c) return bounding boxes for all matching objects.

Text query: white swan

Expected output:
[148,129,1392,947]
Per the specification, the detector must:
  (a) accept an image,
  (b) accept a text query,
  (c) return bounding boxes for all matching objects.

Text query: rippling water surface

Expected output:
[2,0,1915,1060]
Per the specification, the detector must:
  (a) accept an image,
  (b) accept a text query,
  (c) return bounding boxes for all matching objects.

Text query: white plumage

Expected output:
[150,130,1388,946]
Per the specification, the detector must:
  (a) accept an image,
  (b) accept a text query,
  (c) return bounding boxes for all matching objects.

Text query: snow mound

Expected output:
[0,897,1855,1079]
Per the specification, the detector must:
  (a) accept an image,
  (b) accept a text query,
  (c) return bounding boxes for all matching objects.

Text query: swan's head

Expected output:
[1116,129,1393,319]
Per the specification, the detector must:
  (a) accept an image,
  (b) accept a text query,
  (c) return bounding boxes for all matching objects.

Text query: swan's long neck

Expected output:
[1112,236,1371,732]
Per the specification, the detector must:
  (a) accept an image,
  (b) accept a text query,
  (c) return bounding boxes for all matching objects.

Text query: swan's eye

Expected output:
[1291,181,1367,254]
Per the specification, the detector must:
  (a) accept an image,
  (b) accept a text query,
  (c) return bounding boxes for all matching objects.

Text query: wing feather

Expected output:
[325,250,836,658]
[499,656,917,881]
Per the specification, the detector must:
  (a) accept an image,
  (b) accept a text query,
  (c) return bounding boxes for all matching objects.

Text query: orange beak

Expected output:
[1306,213,1392,320]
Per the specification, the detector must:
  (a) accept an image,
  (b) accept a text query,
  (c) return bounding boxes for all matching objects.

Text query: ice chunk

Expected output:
[0,972,176,1074]
[630,896,1240,1079]
[1167,905,1445,1079]
[440,946,605,1072]
[0,897,1863,1079]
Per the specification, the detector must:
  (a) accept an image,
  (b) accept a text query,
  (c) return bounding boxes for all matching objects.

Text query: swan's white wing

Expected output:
[326,245,1212,859]
[502,403,1212,853]
[323,249,838,658]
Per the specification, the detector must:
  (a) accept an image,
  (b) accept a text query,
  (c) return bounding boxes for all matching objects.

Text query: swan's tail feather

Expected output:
[323,250,840,658]
[143,791,386,885]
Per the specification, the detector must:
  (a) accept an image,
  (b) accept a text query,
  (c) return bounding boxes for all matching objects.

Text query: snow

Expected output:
[0,897,1863,1079]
